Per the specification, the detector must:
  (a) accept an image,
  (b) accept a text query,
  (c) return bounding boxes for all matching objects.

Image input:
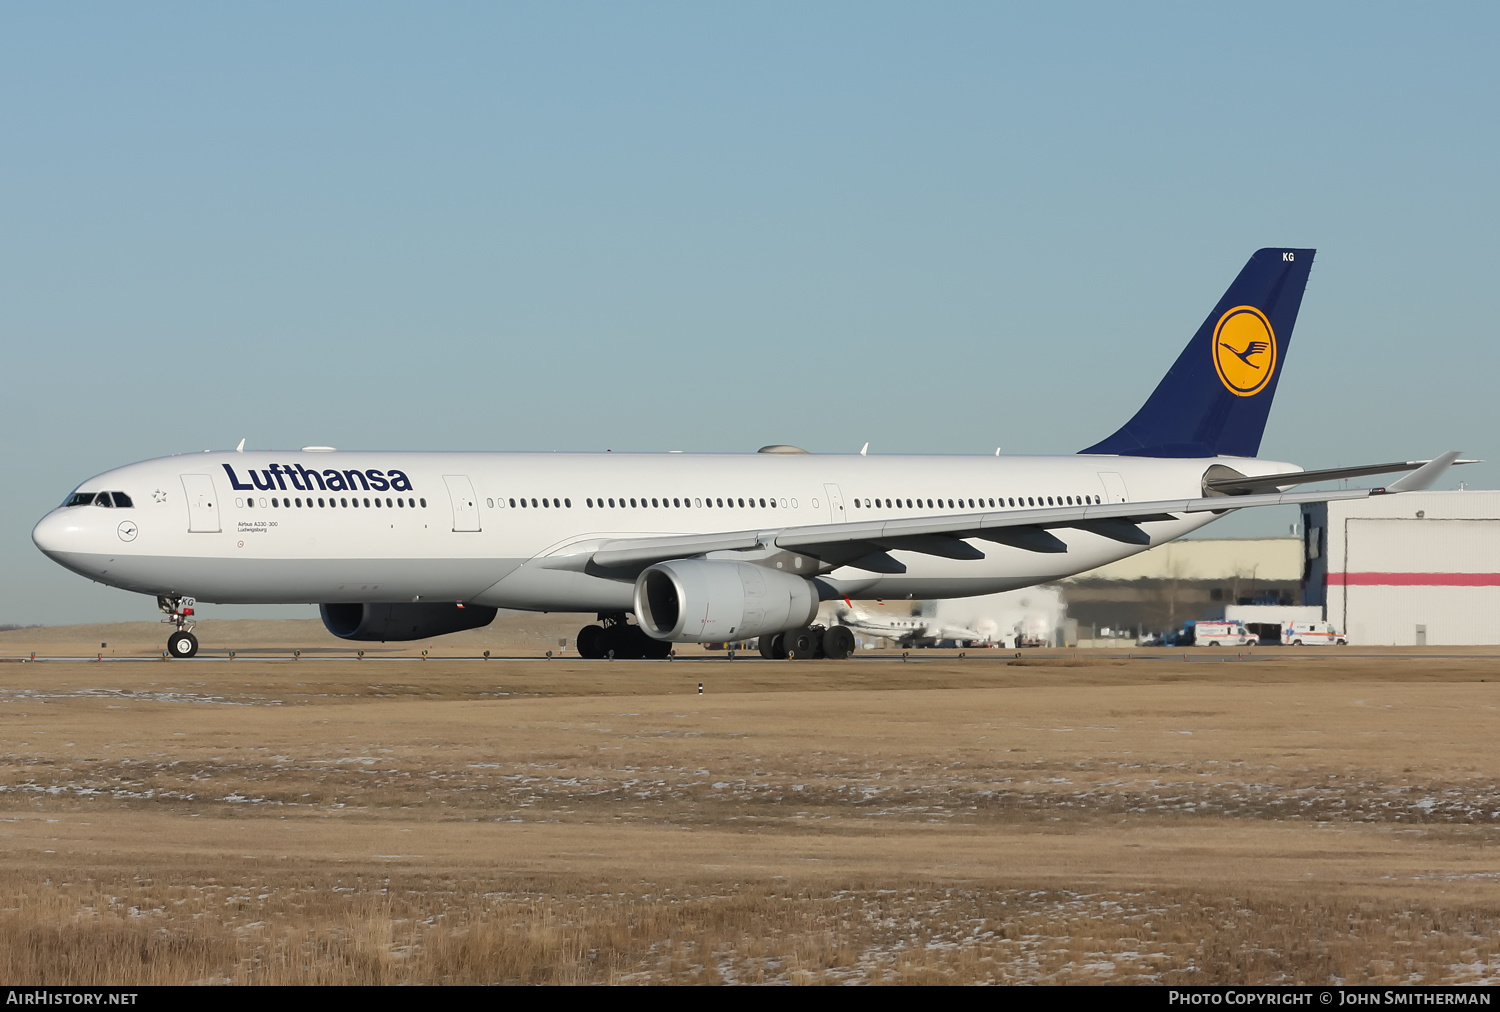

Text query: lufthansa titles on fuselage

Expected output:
[222,463,414,494]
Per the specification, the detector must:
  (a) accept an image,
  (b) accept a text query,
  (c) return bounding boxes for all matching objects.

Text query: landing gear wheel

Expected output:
[759,632,786,660]
[600,623,628,659]
[577,624,605,659]
[785,626,819,660]
[638,633,672,660]
[167,631,199,659]
[624,624,670,659]
[822,625,856,660]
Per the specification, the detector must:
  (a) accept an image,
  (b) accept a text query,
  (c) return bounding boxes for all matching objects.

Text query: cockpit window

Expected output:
[63,491,132,508]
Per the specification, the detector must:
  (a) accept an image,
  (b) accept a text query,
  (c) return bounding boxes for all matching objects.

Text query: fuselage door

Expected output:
[823,483,846,524]
[1097,471,1129,504]
[181,474,221,533]
[443,475,482,532]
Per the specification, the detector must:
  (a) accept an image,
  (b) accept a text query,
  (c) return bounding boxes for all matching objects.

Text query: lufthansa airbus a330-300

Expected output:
[33,249,1463,660]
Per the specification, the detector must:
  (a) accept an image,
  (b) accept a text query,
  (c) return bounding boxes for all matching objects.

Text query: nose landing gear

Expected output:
[159,595,199,658]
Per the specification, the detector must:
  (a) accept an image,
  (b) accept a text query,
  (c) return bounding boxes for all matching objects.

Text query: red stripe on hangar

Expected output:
[1328,573,1500,587]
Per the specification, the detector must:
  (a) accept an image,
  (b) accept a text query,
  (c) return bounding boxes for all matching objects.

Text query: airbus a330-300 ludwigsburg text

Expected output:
[33,249,1463,659]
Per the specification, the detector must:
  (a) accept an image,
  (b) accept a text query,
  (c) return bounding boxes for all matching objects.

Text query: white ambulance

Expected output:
[1282,621,1348,646]
[1191,621,1256,647]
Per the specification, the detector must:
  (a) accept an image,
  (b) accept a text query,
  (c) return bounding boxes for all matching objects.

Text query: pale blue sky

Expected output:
[3,3,1496,624]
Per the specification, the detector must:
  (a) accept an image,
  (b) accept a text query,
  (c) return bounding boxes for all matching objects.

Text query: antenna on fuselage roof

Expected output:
[235,438,245,452]
[995,447,1002,455]
[860,442,869,456]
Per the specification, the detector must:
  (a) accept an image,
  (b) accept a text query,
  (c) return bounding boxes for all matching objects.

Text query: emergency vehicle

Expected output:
[1282,621,1348,646]
[1191,621,1256,647]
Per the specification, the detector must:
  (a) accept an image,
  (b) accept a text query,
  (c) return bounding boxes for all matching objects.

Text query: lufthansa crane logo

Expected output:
[1212,305,1277,397]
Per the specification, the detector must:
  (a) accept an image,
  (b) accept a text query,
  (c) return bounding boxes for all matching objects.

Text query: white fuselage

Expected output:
[32,450,1296,612]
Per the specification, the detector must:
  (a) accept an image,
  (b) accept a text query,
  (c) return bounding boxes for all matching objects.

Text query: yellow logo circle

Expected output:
[1212,306,1277,397]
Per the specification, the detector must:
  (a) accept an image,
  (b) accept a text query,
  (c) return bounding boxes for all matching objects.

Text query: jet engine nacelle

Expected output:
[633,559,819,643]
[319,602,498,641]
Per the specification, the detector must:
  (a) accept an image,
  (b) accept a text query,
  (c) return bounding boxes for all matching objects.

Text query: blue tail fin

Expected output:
[1080,247,1315,458]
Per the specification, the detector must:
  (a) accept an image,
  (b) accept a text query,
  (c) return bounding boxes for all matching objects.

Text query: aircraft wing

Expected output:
[1203,452,1477,495]
[540,452,1461,579]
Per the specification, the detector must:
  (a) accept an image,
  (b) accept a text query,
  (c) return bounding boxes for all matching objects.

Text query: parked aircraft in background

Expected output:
[829,603,993,650]
[33,248,1463,659]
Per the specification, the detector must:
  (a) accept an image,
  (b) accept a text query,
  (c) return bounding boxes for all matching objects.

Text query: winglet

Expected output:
[1383,451,1463,493]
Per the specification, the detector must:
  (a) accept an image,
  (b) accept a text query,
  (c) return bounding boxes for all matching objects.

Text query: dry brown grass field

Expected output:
[2,620,1499,984]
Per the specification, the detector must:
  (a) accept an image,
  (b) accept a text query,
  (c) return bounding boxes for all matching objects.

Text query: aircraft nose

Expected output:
[32,509,83,559]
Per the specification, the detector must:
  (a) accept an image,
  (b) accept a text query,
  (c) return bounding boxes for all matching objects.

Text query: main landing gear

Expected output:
[575,613,672,660]
[758,624,856,660]
[159,595,199,658]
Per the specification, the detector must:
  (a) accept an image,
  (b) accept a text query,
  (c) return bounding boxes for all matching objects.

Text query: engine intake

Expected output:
[634,560,818,643]
[319,602,498,641]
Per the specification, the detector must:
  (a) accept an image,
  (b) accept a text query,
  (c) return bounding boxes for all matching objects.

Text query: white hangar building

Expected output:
[1303,490,1500,645]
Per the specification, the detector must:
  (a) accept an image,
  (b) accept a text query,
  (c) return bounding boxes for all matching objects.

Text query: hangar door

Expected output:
[1343,518,1500,644]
